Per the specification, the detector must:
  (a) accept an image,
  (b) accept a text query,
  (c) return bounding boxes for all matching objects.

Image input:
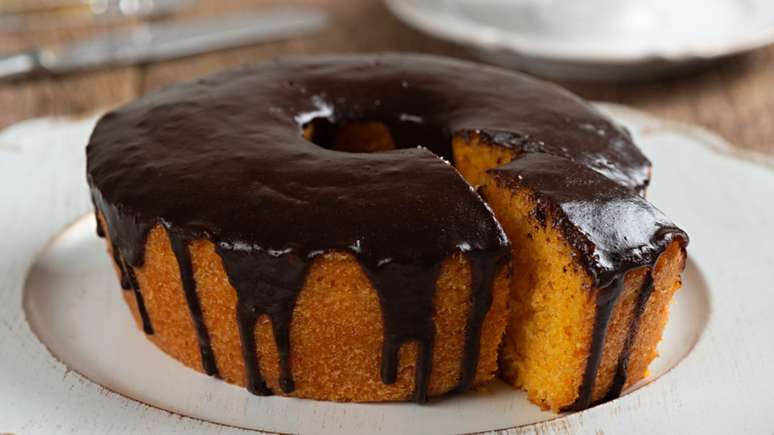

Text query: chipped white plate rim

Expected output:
[1,103,773,434]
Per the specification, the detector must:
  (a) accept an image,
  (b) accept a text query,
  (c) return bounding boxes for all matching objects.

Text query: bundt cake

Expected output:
[86,53,687,409]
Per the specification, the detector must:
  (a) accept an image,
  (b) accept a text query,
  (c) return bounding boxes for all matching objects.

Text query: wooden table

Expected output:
[2,0,773,155]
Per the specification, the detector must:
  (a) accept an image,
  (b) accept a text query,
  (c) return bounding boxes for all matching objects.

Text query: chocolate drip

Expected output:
[106,231,153,335]
[564,267,659,411]
[91,191,155,335]
[216,246,311,395]
[561,277,623,412]
[125,265,154,335]
[108,238,131,290]
[168,231,219,377]
[454,250,508,392]
[111,248,153,334]
[363,261,441,402]
[102,224,154,335]
[604,271,655,401]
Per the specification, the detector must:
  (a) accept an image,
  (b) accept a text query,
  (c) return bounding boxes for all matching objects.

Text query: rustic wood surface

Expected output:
[1,0,773,155]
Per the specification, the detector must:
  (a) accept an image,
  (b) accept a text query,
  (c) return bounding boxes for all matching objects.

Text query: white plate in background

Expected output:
[386,0,774,82]
[1,104,773,433]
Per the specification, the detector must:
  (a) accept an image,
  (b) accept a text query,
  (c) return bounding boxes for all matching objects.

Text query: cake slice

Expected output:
[477,152,687,412]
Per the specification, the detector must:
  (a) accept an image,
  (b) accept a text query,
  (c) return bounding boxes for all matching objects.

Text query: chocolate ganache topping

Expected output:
[87,53,658,403]
[488,153,688,410]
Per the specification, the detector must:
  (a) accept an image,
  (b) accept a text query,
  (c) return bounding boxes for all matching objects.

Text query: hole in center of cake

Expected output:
[303,118,454,161]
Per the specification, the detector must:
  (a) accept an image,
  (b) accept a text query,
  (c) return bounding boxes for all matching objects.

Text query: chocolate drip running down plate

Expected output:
[5,104,774,434]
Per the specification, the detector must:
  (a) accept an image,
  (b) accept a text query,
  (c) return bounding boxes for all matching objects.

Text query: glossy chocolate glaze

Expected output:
[604,272,655,402]
[87,53,661,404]
[93,190,155,335]
[488,153,687,410]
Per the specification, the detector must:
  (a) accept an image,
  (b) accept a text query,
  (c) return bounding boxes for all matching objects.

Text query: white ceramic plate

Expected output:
[385,0,774,82]
[2,104,774,434]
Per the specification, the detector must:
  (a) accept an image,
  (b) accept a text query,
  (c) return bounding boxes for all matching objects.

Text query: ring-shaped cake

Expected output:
[87,54,687,410]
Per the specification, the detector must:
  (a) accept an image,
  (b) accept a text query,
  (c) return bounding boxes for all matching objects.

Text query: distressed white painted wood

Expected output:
[1,104,773,434]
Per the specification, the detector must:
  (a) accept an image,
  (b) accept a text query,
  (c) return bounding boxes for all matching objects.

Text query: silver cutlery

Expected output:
[0,7,328,82]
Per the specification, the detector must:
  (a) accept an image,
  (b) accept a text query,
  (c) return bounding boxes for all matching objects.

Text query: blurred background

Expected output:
[1,0,772,156]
